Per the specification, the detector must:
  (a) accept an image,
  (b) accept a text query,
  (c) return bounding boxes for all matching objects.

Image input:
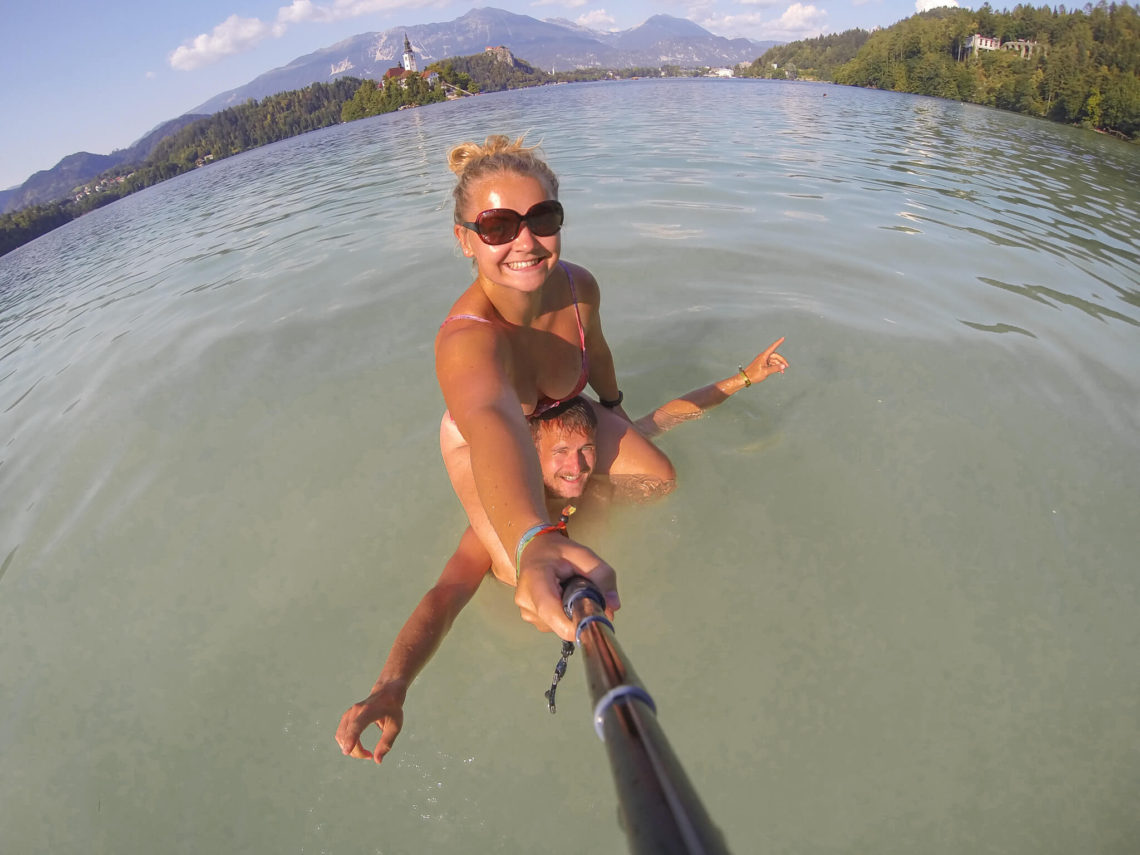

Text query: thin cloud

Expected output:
[774,2,828,32]
[916,0,959,10]
[577,9,616,29]
[703,3,828,41]
[276,0,413,24]
[170,0,417,70]
[532,0,588,7]
[170,14,284,70]
[277,0,337,23]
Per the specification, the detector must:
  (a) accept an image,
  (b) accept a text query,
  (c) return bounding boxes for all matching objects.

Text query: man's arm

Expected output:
[335,527,490,764]
[633,337,787,439]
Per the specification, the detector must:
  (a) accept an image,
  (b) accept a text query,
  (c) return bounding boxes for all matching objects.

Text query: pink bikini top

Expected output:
[440,262,588,419]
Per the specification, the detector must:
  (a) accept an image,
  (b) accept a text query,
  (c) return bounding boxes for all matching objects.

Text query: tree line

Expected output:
[336,53,703,124]
[430,53,549,92]
[340,72,448,121]
[1,78,365,257]
[740,1,1139,138]
[739,29,872,81]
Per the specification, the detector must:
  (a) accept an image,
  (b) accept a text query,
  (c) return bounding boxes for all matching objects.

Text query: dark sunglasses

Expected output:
[460,200,564,246]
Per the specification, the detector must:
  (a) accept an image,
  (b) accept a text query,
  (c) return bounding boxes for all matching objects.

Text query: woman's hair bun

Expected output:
[447,134,560,222]
[448,135,534,176]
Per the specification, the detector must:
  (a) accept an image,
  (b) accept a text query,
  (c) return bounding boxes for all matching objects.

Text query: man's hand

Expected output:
[335,682,408,764]
[514,535,619,641]
[741,337,788,384]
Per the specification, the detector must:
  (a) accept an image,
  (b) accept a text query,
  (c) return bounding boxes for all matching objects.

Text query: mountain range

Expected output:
[191,8,774,114]
[0,115,207,214]
[2,8,777,214]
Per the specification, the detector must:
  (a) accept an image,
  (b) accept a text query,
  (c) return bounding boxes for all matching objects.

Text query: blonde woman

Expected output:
[435,134,676,640]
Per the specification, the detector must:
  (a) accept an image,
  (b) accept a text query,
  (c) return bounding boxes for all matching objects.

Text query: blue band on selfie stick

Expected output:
[565,584,604,618]
[593,685,657,741]
[574,613,614,646]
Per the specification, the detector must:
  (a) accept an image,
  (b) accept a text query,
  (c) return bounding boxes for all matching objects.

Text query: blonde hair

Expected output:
[448,134,559,223]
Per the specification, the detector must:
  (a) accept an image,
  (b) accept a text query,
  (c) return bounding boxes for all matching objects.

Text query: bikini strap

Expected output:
[560,261,586,351]
[439,313,493,330]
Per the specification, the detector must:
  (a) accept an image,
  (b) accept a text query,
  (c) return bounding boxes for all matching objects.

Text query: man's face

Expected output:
[535,427,596,500]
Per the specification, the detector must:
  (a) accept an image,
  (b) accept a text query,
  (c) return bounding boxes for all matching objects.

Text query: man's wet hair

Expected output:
[529,396,597,441]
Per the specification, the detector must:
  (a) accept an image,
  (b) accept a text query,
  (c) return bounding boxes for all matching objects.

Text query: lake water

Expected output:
[1,79,1138,854]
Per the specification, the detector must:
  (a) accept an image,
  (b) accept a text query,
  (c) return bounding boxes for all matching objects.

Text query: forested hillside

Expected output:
[0,115,207,215]
[745,2,1139,139]
[429,53,552,92]
[143,78,361,175]
[739,30,871,81]
[1,79,363,257]
[340,73,447,121]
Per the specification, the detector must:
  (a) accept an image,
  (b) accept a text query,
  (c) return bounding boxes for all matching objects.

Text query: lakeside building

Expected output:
[402,34,417,73]
[1002,38,1045,59]
[384,34,425,85]
[966,34,1002,55]
[966,33,1044,59]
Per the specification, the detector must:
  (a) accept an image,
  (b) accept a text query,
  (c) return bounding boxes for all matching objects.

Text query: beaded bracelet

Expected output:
[514,522,565,583]
[738,365,752,388]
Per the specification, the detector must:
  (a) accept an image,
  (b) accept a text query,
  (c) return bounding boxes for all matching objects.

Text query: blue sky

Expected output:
[1,0,969,190]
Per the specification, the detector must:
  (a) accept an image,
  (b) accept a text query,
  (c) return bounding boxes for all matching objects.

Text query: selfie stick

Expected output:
[561,577,730,855]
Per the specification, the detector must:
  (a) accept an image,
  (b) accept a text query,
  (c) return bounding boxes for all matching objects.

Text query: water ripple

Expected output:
[0,79,1139,855]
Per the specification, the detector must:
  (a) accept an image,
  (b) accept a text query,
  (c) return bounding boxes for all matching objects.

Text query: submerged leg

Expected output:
[590,401,677,502]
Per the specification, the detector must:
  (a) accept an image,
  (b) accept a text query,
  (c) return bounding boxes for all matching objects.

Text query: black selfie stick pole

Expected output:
[561,577,731,855]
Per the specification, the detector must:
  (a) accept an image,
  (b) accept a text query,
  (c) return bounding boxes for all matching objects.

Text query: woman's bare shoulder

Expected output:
[436,311,503,360]
[562,260,601,303]
[435,286,503,361]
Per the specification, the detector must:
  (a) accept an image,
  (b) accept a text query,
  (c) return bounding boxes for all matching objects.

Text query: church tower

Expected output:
[402,34,417,73]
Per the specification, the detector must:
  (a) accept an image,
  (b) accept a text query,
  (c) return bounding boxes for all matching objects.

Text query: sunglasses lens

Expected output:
[474,211,520,245]
[525,201,564,237]
[471,201,564,245]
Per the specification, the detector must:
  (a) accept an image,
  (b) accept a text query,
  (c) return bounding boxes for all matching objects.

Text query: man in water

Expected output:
[336,338,787,764]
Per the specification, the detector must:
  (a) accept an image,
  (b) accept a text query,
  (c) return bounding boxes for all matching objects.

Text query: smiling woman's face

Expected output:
[454,171,561,294]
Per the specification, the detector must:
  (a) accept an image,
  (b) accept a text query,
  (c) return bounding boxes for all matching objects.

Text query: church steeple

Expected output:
[402,34,417,73]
